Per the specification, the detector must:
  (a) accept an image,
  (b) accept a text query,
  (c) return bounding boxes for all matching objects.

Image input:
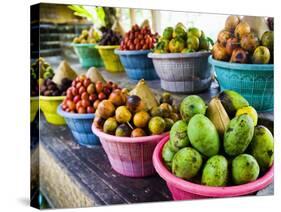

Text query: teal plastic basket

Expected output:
[209,56,273,112]
[72,43,104,68]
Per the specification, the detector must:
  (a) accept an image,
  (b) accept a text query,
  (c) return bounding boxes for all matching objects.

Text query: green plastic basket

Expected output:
[72,43,104,68]
[209,56,273,112]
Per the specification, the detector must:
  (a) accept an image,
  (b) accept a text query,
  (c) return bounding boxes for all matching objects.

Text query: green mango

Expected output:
[187,27,202,38]
[201,155,228,186]
[172,147,202,180]
[162,27,174,40]
[224,114,254,156]
[162,140,178,170]
[218,90,249,117]
[199,36,210,51]
[232,154,260,185]
[180,95,207,122]
[188,114,220,157]
[170,120,189,151]
[187,35,200,51]
[250,125,274,171]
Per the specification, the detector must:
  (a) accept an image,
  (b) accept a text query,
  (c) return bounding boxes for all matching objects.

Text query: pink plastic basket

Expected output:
[92,124,169,177]
[153,135,274,200]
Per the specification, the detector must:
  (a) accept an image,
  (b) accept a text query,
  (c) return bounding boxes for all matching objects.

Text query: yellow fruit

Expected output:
[133,111,151,128]
[236,106,258,126]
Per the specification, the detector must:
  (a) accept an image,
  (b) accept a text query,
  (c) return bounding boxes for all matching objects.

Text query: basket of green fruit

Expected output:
[39,60,77,125]
[96,27,124,73]
[72,28,104,68]
[153,91,273,200]
[148,23,213,93]
[92,80,180,177]
[209,16,274,112]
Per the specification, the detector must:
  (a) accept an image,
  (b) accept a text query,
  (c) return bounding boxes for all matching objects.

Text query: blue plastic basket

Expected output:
[209,56,273,112]
[72,43,104,68]
[57,105,100,147]
[114,49,159,80]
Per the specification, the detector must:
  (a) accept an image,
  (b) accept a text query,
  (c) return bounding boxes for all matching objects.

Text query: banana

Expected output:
[207,97,230,136]
[218,90,249,117]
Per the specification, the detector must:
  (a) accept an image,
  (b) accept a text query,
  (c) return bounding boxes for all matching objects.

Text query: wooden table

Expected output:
[35,58,274,208]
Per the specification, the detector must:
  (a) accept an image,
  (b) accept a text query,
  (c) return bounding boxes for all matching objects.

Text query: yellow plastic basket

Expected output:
[30,97,39,123]
[39,96,66,125]
[96,45,124,73]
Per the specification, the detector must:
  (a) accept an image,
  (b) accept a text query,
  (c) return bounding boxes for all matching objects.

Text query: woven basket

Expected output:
[115,49,159,80]
[92,124,168,177]
[148,52,211,93]
[209,56,273,112]
[57,105,100,147]
[40,96,66,125]
[72,43,104,68]
[96,45,124,73]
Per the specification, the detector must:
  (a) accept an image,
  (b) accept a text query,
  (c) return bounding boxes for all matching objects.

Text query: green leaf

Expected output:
[207,37,214,46]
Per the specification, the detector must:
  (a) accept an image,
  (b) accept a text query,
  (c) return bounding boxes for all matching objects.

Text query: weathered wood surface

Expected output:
[39,114,172,208]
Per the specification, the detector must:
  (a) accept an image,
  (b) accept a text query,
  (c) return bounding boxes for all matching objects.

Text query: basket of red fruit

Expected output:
[58,71,121,147]
[115,24,159,80]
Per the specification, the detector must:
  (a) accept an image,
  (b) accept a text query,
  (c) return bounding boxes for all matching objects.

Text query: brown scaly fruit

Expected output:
[230,48,249,63]
[206,97,230,136]
[217,30,232,47]
[234,21,251,39]
[225,15,240,33]
[240,32,260,53]
[225,37,240,56]
[212,42,230,61]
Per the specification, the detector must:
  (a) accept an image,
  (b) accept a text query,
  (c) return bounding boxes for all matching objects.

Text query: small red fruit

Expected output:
[71,87,78,96]
[76,101,82,111]
[76,82,82,89]
[66,89,73,100]
[82,99,90,108]
[93,99,101,109]
[81,92,89,101]
[83,78,91,88]
[79,86,86,95]
[73,95,81,104]
[96,81,104,93]
[78,107,86,114]
[67,100,75,111]
[98,92,106,100]
[89,93,97,102]
[87,106,95,113]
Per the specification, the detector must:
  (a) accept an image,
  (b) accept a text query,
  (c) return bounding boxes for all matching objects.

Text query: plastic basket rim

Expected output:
[114,49,152,55]
[31,96,39,101]
[71,43,98,47]
[57,104,95,119]
[96,45,120,49]
[92,124,169,143]
[39,95,65,101]
[209,56,274,71]
[153,135,274,197]
[148,51,211,59]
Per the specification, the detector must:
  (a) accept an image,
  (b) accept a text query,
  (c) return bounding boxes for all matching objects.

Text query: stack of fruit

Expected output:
[73,28,101,44]
[162,90,274,186]
[40,78,72,97]
[94,81,180,137]
[98,28,122,45]
[30,60,39,97]
[62,75,120,114]
[119,24,158,50]
[212,16,274,64]
[154,23,211,53]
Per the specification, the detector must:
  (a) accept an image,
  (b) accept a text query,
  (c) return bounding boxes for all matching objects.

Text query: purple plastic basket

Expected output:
[92,124,168,177]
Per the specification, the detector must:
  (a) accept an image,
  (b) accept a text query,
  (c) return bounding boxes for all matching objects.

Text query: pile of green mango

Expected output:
[154,23,212,53]
[162,90,274,186]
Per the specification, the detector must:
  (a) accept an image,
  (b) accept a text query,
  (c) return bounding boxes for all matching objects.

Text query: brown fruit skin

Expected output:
[108,89,126,107]
[115,123,132,137]
[131,128,146,137]
[230,48,249,63]
[212,42,230,61]
[217,30,232,47]
[96,100,115,119]
[225,37,240,56]
[93,116,105,129]
[133,111,151,128]
[126,95,145,113]
[240,33,260,53]
[225,15,240,33]
[159,103,173,118]
[234,22,251,39]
